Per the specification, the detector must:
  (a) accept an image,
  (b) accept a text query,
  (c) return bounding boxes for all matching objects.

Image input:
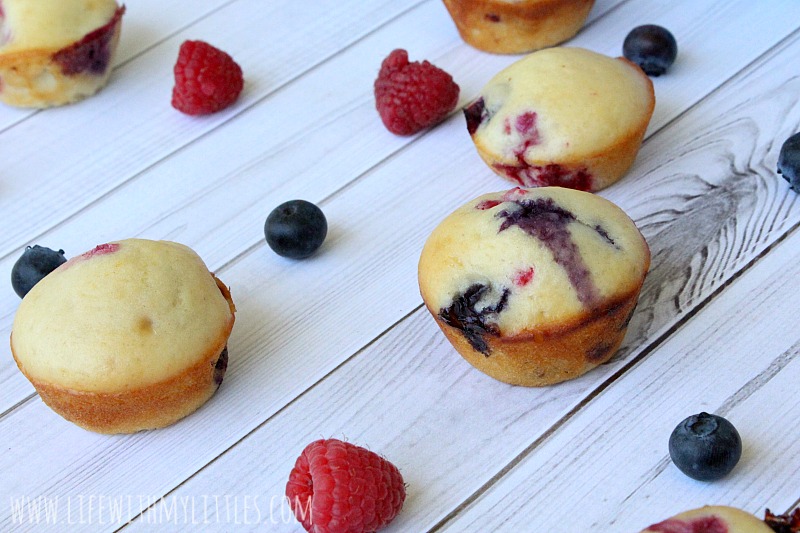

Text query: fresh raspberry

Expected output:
[374,49,460,135]
[171,40,243,115]
[285,439,406,533]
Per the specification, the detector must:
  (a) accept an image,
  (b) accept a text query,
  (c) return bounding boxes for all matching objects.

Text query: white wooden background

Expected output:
[2,0,799,531]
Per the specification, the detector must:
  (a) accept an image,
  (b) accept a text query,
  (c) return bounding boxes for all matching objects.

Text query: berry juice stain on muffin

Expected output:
[476,198,502,210]
[53,6,123,75]
[496,196,602,306]
[505,111,540,138]
[647,517,728,533]
[0,3,9,47]
[493,161,594,191]
[439,284,510,356]
[513,267,535,287]
[82,242,119,257]
[641,506,779,533]
[61,241,119,270]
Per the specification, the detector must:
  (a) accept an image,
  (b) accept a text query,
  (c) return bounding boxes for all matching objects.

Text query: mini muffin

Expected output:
[442,0,595,54]
[10,239,235,434]
[0,0,125,108]
[418,187,649,386]
[641,506,774,533]
[464,47,655,192]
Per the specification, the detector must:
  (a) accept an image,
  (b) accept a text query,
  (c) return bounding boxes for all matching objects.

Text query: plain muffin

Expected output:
[11,239,235,433]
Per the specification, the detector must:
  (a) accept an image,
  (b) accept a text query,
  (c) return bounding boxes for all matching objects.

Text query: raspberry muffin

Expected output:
[464,47,655,192]
[442,0,595,54]
[0,0,125,108]
[10,239,235,434]
[641,506,774,533]
[418,187,649,386]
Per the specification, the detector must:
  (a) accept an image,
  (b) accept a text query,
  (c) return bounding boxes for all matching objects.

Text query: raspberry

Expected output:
[171,40,243,115]
[285,439,406,533]
[374,49,460,135]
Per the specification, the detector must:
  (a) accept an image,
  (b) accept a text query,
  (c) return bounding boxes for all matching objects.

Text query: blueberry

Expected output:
[668,412,742,481]
[777,132,800,193]
[11,245,67,298]
[439,283,509,356]
[264,200,328,259]
[623,25,678,76]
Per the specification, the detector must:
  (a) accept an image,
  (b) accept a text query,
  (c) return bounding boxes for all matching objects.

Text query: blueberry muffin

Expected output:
[465,47,654,192]
[641,506,774,533]
[0,0,125,108]
[418,187,649,386]
[442,0,595,54]
[10,239,235,434]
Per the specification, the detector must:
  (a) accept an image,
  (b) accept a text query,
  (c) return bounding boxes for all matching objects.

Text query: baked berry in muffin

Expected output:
[442,0,595,54]
[465,47,654,192]
[418,187,649,386]
[11,239,235,434]
[0,0,125,108]
[641,506,774,533]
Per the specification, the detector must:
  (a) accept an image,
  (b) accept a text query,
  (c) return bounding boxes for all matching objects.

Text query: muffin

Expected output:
[464,47,655,192]
[418,187,649,386]
[641,506,774,533]
[0,0,125,108]
[10,239,235,434]
[442,0,595,54]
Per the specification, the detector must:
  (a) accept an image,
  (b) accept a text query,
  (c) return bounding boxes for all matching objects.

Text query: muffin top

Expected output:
[0,0,119,53]
[466,47,654,165]
[11,239,235,393]
[418,187,649,338]
[641,506,773,533]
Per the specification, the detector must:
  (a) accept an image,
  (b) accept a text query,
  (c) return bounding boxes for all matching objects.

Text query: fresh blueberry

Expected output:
[11,245,67,298]
[777,132,800,193]
[623,25,678,76]
[668,412,742,481]
[265,200,328,259]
